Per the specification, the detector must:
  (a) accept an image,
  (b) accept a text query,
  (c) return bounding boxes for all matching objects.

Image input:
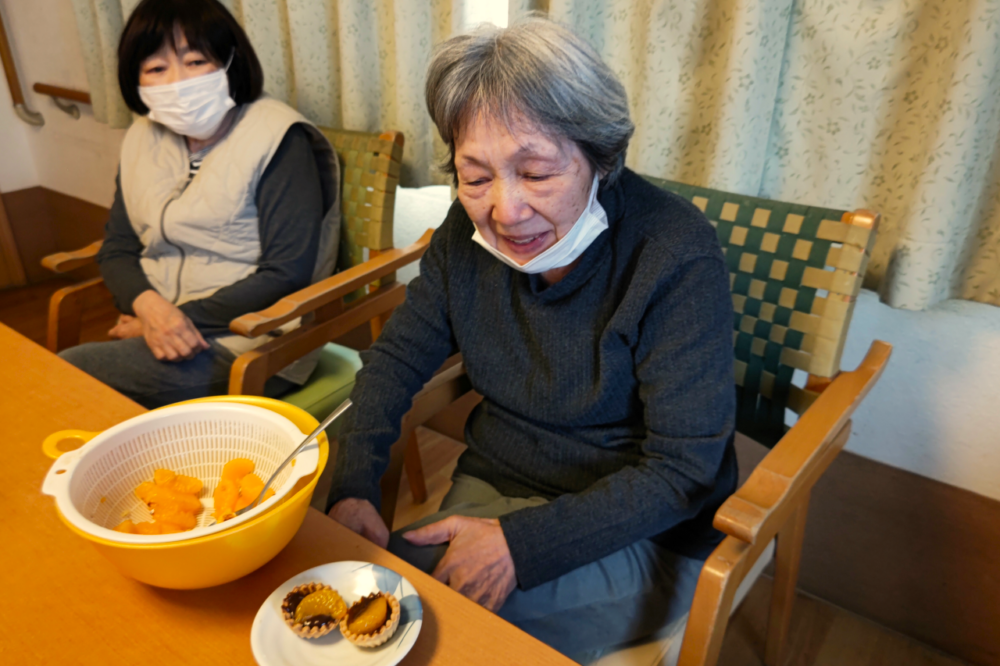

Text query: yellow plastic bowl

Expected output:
[43,395,327,589]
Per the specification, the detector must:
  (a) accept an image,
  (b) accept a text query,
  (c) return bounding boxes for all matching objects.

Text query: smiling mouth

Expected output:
[504,233,544,246]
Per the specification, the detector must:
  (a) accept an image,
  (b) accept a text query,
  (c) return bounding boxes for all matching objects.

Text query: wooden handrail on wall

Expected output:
[0,5,42,126]
[33,83,90,119]
[33,84,91,105]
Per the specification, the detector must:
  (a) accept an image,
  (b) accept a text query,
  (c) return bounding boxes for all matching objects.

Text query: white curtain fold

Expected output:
[515,0,1000,310]
[70,0,1000,308]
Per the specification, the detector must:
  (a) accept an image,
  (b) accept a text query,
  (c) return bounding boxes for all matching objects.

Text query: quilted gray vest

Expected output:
[120,97,340,383]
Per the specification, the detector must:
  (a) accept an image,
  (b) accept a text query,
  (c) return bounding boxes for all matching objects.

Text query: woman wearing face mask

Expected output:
[325,18,736,665]
[59,0,340,409]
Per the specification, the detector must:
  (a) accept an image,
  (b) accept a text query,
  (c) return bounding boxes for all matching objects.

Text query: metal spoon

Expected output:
[211,398,353,524]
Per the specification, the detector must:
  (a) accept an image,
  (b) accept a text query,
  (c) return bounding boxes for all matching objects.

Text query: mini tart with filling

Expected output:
[281,582,347,639]
[339,592,400,648]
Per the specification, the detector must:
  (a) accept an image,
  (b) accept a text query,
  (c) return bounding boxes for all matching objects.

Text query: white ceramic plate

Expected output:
[251,561,423,666]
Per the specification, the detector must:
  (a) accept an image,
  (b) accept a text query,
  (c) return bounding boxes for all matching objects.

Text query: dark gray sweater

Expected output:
[327,169,737,590]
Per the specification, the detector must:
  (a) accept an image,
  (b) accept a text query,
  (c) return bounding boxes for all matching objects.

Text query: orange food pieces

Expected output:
[114,520,136,533]
[133,521,163,535]
[134,481,202,513]
[153,468,176,486]
[345,594,389,635]
[170,474,203,495]
[213,459,276,522]
[113,458,275,534]
[153,506,198,531]
[212,478,240,523]
[237,473,265,507]
[114,467,204,535]
[222,458,255,482]
[295,588,347,624]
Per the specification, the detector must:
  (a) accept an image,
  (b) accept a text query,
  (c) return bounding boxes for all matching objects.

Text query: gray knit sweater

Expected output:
[327,169,737,590]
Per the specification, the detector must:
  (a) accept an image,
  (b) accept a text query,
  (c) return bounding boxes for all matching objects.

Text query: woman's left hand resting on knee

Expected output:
[403,516,517,612]
[132,290,210,361]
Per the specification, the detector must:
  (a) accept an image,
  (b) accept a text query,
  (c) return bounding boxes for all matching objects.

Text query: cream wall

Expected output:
[0,67,38,192]
[0,0,123,206]
[0,2,38,192]
[840,291,1000,502]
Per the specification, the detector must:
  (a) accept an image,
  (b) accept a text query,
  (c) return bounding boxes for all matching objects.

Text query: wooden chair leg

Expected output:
[48,290,82,353]
[379,427,410,532]
[765,490,811,666]
[368,308,394,341]
[404,430,427,504]
[677,536,752,666]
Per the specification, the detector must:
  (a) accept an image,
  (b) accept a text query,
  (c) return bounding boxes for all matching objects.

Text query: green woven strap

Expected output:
[643,175,877,446]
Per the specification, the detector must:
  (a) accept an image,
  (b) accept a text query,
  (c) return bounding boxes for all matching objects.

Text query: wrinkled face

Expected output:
[454,113,595,265]
[138,28,220,87]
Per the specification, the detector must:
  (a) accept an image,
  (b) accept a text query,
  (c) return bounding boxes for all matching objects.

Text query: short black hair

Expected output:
[117,0,264,115]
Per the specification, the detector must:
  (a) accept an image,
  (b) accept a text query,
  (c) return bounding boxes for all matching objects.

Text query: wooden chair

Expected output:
[42,128,432,508]
[384,177,892,666]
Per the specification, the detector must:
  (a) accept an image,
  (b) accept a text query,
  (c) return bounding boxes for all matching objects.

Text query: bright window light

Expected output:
[461,0,508,29]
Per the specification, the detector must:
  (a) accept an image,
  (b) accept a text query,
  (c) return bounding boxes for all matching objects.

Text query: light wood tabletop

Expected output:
[0,323,575,665]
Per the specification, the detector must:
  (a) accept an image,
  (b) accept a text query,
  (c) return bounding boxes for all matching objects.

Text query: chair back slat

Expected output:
[319,128,404,296]
[644,176,878,446]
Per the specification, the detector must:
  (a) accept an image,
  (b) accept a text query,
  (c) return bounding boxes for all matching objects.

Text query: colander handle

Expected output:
[42,430,98,460]
[41,430,96,497]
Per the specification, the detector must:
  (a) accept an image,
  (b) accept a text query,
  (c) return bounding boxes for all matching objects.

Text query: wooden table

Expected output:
[0,323,575,665]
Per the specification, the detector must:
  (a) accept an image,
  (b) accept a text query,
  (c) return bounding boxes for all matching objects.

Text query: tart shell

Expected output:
[281,582,345,639]
[339,592,401,648]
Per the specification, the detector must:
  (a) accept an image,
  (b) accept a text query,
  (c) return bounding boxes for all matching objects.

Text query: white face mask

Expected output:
[471,174,608,274]
[138,62,236,140]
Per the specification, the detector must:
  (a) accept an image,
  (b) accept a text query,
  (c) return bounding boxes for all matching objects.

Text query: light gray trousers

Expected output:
[387,473,704,665]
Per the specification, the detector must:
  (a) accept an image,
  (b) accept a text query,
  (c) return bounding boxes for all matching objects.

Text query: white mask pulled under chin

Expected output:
[138,63,236,141]
[471,174,608,274]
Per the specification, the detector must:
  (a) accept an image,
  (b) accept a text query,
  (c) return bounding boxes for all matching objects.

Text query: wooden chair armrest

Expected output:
[41,241,103,273]
[229,282,408,395]
[230,229,434,338]
[714,339,892,545]
[47,277,114,352]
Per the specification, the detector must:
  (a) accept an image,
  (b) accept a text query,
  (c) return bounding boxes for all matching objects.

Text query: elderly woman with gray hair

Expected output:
[326,17,736,663]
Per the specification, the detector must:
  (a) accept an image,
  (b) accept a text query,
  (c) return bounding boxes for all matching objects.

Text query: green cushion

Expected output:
[281,343,362,438]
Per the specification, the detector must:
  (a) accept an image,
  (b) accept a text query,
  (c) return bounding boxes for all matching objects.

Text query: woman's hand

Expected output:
[328,498,390,548]
[108,314,144,339]
[403,516,516,612]
[132,290,209,362]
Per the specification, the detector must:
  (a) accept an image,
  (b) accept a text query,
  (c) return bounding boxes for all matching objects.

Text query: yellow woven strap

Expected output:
[321,127,404,260]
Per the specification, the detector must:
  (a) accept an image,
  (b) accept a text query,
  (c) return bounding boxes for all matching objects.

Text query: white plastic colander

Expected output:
[41,402,318,545]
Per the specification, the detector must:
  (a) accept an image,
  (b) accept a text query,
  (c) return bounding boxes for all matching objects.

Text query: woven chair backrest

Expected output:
[318,128,404,278]
[644,176,878,446]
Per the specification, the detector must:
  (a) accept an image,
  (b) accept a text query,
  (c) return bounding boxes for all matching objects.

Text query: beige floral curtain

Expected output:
[515,0,1000,310]
[69,0,466,185]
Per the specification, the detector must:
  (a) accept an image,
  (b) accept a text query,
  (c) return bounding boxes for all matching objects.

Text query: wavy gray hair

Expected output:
[425,16,634,186]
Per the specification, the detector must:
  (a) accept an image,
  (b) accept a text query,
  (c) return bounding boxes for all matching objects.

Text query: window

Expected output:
[461,0,508,29]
